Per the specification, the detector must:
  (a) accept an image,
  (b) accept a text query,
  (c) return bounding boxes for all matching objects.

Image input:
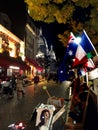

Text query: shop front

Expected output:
[25,57,44,80]
[0,54,30,80]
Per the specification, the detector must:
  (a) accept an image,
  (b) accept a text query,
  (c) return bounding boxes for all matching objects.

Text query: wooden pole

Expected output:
[86,72,88,86]
[43,86,51,98]
[45,89,51,98]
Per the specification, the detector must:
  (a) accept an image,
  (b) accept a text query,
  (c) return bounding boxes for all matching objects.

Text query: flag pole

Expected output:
[83,29,98,56]
[86,72,88,86]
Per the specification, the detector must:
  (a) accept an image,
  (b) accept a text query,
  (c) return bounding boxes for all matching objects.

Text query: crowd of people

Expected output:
[0,74,25,99]
[0,74,41,99]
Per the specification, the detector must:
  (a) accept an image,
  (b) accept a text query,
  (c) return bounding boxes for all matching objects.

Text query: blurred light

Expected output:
[28,9,30,14]
[74,37,81,44]
[9,66,19,70]
[18,122,23,127]
[36,51,45,58]
[0,24,22,43]
[0,48,3,53]
[10,51,14,57]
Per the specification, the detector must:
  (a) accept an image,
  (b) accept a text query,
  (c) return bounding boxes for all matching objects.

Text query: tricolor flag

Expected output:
[83,58,95,69]
[79,67,87,76]
[68,32,76,43]
[73,30,94,67]
[78,58,95,76]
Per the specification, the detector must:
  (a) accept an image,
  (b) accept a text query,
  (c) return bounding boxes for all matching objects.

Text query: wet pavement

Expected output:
[0,80,66,130]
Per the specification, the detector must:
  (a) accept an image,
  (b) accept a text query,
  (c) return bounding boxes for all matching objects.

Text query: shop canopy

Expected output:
[0,56,10,67]
[0,54,30,70]
[26,57,44,71]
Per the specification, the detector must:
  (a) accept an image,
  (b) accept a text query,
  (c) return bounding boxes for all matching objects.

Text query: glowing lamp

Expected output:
[43,86,47,90]
[75,37,81,44]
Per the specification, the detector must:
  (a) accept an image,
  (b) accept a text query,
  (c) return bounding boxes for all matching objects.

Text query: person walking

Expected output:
[11,74,17,90]
[16,75,25,99]
[33,75,39,93]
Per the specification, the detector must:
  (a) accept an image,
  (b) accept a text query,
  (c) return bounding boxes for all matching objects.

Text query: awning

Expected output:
[0,54,30,70]
[19,61,30,71]
[9,57,30,71]
[0,56,10,67]
[26,57,44,71]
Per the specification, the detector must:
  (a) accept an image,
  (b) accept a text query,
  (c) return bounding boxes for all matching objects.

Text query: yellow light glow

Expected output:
[0,37,2,48]
[0,24,21,43]
[0,48,3,53]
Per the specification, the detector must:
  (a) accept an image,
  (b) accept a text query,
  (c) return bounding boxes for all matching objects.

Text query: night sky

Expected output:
[0,0,26,39]
[0,0,66,61]
[34,21,66,61]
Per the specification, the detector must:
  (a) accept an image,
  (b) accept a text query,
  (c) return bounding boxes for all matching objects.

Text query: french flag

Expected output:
[73,30,95,67]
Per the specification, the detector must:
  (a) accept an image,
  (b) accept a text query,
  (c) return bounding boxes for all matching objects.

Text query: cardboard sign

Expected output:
[47,97,64,108]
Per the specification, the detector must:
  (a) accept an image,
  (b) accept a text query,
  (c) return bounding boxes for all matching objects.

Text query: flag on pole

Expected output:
[68,32,76,43]
[79,67,87,76]
[83,58,95,68]
[78,58,95,76]
[65,32,78,62]
[58,67,69,82]
[73,30,95,67]
[58,32,77,82]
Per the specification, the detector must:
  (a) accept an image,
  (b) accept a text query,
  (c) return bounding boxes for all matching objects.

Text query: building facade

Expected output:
[0,24,30,79]
[0,11,57,80]
[0,12,45,80]
[25,17,44,78]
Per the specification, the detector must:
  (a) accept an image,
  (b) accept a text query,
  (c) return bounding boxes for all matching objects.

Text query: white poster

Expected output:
[36,104,55,130]
[7,68,12,76]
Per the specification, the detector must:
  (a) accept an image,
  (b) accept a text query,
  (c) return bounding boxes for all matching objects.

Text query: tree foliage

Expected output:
[24,0,98,50]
